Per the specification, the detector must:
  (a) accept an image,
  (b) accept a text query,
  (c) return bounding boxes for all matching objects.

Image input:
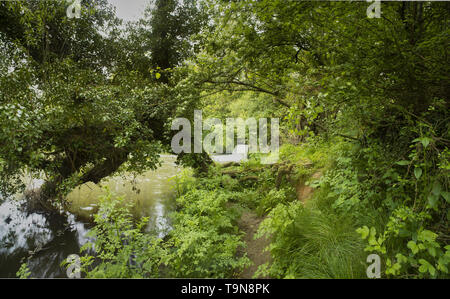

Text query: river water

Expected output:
[0,155,181,278]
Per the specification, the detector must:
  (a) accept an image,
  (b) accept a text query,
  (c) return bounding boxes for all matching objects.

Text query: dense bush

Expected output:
[66,172,251,278]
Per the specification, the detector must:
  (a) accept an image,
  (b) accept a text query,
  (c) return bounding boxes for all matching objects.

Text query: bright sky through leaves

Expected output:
[107,0,148,22]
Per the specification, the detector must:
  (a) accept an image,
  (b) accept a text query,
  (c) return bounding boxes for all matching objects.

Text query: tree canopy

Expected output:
[0,0,205,206]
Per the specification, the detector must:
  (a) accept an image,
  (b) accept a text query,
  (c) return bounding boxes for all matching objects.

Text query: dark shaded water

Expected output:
[0,155,181,278]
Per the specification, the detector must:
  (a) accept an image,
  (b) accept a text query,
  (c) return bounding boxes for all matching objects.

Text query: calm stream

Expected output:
[0,155,181,278]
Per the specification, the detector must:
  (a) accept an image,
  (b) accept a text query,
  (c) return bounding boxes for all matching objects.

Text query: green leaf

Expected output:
[432,181,442,196]
[396,253,408,264]
[441,191,450,203]
[429,265,436,276]
[398,228,410,237]
[386,258,391,267]
[155,73,161,79]
[356,226,369,239]
[395,160,410,166]
[437,257,449,273]
[418,230,437,242]
[427,194,439,209]
[407,241,419,254]
[428,246,437,257]
[420,137,431,148]
[414,167,422,179]
[418,259,435,276]
[418,261,428,273]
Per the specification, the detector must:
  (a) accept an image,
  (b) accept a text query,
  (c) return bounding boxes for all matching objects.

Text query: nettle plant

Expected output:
[357,120,449,278]
[357,210,449,278]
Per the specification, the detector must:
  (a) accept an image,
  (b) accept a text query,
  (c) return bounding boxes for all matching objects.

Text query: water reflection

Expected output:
[0,155,181,278]
[66,155,180,236]
[0,199,92,278]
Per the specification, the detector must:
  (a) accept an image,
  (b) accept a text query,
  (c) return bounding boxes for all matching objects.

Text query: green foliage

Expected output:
[16,262,32,279]
[0,0,205,203]
[256,201,366,279]
[3,0,449,280]
[68,170,251,278]
[256,189,290,216]
[166,187,250,278]
[168,168,196,198]
[322,127,449,278]
[69,190,167,278]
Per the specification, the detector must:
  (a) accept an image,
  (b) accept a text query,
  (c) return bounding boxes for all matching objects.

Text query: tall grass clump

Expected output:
[255,198,367,279]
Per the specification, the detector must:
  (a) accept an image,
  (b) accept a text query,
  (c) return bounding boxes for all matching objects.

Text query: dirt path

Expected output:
[237,170,322,278]
[238,211,271,278]
[296,171,322,203]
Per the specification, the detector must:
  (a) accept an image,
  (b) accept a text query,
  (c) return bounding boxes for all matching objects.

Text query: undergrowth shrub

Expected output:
[65,170,251,278]
[166,189,250,278]
[67,191,167,278]
[311,108,450,278]
[255,201,366,278]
